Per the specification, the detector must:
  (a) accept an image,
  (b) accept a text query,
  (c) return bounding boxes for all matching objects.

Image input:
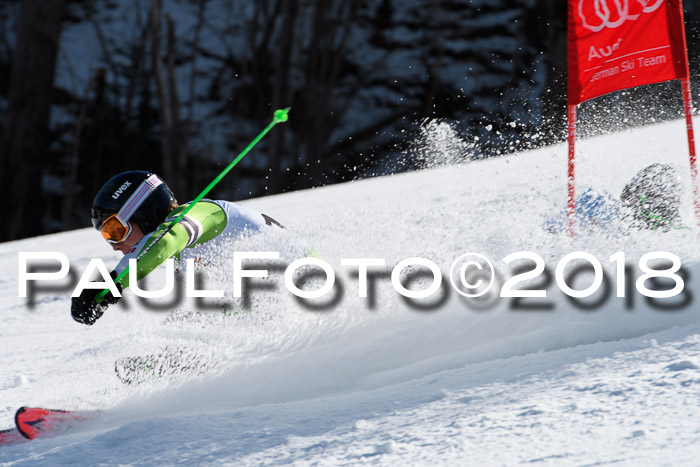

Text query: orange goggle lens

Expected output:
[99,214,132,244]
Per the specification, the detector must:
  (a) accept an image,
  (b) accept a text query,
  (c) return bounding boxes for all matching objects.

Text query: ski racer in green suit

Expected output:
[542,163,687,234]
[71,170,283,325]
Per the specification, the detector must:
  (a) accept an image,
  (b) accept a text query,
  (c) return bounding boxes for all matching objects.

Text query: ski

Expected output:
[13,407,97,441]
[0,427,28,447]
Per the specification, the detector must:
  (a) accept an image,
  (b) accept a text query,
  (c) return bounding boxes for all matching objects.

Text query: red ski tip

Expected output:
[16,407,63,440]
[15,407,74,440]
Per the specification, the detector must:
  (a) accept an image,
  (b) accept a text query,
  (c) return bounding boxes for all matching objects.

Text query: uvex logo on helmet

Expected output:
[578,0,664,32]
[112,181,132,199]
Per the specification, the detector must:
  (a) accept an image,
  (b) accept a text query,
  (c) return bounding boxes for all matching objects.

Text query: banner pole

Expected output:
[567,104,577,239]
[681,78,700,232]
[676,0,700,231]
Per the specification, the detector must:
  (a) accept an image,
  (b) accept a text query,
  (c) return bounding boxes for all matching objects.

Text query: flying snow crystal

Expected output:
[412,119,474,168]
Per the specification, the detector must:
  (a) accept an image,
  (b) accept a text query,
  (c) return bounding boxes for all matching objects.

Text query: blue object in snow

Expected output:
[543,188,621,234]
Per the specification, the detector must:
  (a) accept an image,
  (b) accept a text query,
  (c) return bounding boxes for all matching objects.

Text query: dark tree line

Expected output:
[0,0,699,241]
[1,0,67,239]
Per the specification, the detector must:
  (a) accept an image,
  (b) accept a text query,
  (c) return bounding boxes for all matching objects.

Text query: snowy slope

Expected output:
[1,118,700,465]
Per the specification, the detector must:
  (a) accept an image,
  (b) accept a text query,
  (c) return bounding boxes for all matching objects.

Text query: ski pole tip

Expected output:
[274,108,290,123]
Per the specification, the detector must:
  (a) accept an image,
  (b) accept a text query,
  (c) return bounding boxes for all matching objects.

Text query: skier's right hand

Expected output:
[71,284,120,325]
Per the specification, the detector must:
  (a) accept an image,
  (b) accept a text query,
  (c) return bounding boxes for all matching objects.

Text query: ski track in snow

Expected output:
[2,119,700,465]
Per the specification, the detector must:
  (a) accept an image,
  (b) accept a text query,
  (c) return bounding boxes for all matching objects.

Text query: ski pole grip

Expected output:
[274,108,290,123]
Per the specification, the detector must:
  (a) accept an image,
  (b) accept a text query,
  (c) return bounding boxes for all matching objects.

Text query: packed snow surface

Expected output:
[2,118,700,465]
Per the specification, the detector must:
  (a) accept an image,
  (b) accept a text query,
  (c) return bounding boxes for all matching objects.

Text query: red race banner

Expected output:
[568,0,689,105]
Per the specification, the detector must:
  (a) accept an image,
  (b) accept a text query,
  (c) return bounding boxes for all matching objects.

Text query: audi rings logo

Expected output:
[578,0,664,32]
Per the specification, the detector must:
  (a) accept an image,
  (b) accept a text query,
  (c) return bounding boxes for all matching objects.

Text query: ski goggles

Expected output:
[95,174,164,244]
[98,214,133,243]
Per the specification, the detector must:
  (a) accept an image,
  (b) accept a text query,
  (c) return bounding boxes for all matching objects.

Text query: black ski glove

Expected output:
[71,272,122,325]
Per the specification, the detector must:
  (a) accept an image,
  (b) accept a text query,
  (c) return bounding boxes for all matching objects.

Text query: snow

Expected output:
[2,117,700,465]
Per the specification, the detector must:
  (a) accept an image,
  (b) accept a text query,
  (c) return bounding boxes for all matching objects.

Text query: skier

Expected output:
[543,163,686,234]
[71,170,283,325]
[619,163,685,231]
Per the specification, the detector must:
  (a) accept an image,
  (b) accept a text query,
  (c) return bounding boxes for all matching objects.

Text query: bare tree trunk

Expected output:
[150,0,173,185]
[166,14,186,197]
[421,0,444,118]
[61,69,102,229]
[124,18,151,128]
[298,2,327,189]
[0,0,67,240]
[268,0,296,194]
[536,0,567,144]
[300,0,360,189]
[187,0,208,127]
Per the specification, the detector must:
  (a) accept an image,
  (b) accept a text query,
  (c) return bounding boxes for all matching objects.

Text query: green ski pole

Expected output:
[95,108,289,303]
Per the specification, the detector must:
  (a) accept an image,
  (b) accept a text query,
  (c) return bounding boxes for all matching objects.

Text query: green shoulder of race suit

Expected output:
[113,199,282,290]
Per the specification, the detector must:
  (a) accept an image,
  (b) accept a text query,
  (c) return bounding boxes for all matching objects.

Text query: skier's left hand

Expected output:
[71,283,120,326]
